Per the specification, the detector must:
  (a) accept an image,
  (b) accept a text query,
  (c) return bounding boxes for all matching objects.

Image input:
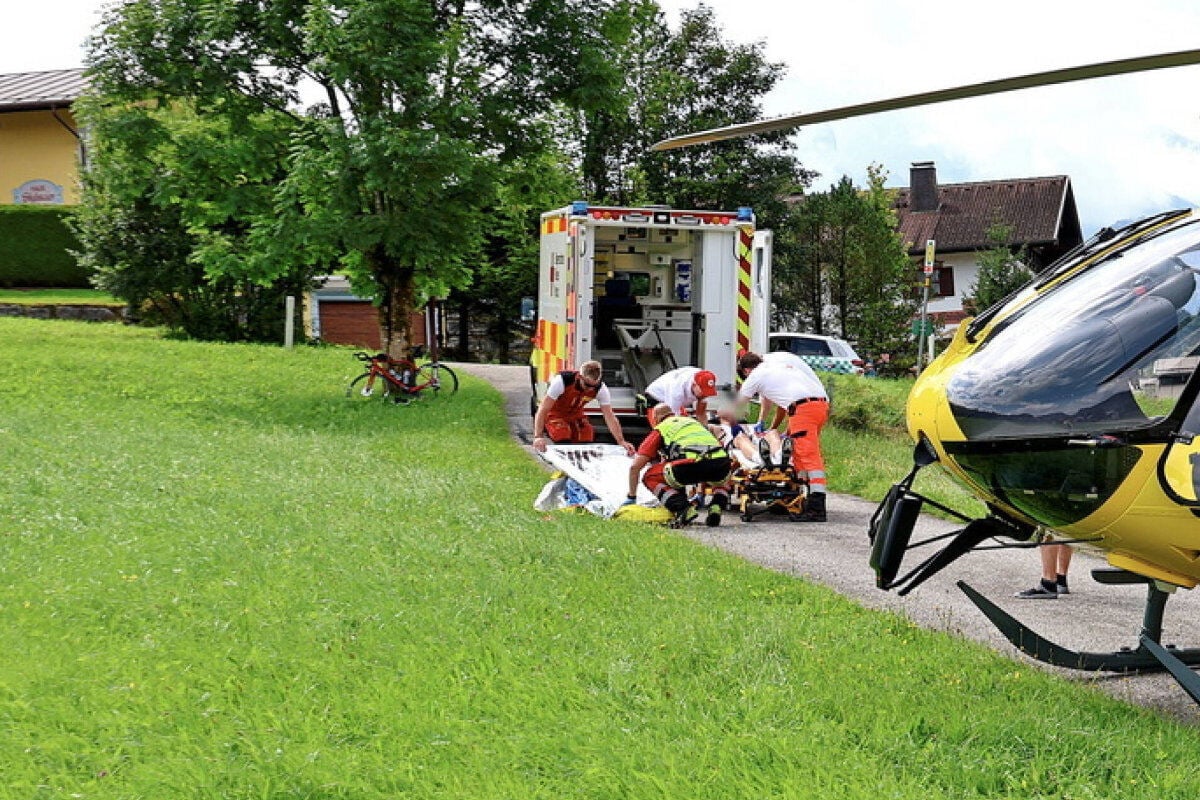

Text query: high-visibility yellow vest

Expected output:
[655,415,727,461]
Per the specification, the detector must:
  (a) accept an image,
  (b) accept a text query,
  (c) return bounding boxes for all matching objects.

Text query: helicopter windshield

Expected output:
[947,215,1200,440]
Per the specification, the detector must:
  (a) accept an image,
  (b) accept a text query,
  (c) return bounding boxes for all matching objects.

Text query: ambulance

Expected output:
[530,201,773,422]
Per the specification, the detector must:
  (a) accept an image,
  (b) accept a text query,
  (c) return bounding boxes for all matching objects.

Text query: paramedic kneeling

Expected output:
[532,360,634,455]
[737,351,829,522]
[626,403,733,528]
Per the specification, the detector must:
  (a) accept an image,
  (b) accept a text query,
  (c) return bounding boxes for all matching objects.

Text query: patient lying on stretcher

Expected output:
[707,407,791,470]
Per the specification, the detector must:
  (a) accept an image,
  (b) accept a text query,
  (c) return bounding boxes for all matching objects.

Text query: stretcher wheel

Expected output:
[739,496,752,523]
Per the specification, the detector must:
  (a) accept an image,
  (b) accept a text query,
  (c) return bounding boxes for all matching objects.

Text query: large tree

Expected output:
[775,166,916,365]
[84,0,629,352]
[568,2,811,222]
[845,165,919,365]
[448,2,812,360]
[73,99,311,340]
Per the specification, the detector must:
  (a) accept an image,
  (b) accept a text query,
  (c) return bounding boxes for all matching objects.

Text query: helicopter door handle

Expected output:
[1067,435,1125,448]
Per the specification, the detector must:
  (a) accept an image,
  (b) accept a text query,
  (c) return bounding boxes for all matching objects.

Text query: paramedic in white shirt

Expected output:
[642,366,718,419]
[736,350,830,522]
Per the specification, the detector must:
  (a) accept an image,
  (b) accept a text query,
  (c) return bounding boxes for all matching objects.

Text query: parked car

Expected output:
[768,333,865,374]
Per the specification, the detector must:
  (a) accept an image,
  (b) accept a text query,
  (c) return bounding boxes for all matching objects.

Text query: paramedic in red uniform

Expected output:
[625,403,733,528]
[531,360,635,455]
[736,350,830,522]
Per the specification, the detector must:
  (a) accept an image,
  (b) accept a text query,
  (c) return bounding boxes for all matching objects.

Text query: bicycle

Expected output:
[346,350,459,404]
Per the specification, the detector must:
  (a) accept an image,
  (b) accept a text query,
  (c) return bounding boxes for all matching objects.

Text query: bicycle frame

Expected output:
[349,352,458,403]
[360,353,421,395]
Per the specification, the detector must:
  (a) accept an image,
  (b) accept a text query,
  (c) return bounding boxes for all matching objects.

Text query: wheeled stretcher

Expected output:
[728,460,808,522]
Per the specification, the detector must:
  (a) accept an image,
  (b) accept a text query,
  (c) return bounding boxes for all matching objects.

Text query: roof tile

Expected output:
[894,176,1072,253]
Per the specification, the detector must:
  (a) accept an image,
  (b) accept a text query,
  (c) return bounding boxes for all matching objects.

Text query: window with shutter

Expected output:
[936,264,955,297]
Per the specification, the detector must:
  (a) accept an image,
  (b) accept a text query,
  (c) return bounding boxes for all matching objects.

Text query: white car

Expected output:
[768,333,865,374]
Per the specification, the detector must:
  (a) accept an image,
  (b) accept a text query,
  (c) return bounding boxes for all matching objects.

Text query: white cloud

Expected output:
[7,0,1200,233]
[658,0,1200,233]
[0,0,105,73]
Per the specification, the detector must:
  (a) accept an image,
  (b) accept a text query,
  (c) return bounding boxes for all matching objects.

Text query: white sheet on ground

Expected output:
[537,444,657,517]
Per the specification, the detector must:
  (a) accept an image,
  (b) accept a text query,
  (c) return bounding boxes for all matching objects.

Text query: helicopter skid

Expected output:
[957,580,1200,679]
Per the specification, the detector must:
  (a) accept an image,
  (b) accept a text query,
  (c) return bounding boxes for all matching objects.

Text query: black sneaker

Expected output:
[789,492,826,522]
[780,435,794,465]
[670,505,699,529]
[757,439,773,468]
[1015,585,1058,599]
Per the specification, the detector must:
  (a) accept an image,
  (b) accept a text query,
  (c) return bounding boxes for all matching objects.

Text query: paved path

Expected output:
[458,362,1200,721]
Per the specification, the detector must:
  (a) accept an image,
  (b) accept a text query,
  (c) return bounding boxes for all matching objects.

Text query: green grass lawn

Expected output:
[2,318,1199,799]
[0,288,124,306]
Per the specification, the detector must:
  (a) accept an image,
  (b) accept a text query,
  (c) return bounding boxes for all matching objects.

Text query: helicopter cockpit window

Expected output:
[946,216,1200,440]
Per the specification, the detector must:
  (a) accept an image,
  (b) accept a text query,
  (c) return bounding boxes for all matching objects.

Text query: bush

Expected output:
[826,372,910,434]
[0,206,88,288]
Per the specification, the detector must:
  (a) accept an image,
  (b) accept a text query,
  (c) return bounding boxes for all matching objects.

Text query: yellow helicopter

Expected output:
[653,48,1200,703]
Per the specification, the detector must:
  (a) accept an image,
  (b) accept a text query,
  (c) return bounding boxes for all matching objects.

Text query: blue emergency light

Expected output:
[570,201,589,215]
[737,207,753,221]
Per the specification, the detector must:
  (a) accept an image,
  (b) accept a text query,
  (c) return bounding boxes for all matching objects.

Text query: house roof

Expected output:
[0,69,89,112]
[893,175,1077,255]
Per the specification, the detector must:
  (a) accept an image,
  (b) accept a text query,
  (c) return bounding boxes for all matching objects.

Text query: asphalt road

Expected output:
[458,362,1200,723]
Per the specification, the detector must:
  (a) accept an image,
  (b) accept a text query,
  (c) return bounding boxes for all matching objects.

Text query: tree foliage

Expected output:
[73,98,311,340]
[568,3,811,223]
[447,2,813,359]
[966,222,1033,314]
[773,165,917,366]
[79,0,816,356]
[81,0,629,351]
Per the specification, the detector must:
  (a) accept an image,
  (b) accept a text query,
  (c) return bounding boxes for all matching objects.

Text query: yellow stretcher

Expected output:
[729,461,808,522]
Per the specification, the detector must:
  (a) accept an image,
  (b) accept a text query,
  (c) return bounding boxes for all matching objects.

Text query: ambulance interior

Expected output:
[589,225,701,393]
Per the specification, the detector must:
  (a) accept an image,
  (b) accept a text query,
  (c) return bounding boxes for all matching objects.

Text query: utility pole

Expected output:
[917,239,935,371]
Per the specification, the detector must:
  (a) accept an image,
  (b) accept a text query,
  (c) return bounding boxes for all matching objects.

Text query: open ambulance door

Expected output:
[751,229,773,356]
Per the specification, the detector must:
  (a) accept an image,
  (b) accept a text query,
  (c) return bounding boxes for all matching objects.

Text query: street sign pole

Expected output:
[918,239,936,371]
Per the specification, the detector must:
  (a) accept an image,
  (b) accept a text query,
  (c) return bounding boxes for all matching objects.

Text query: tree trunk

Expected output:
[370,246,417,358]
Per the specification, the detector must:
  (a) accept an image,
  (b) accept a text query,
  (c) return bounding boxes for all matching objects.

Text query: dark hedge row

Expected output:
[0,206,89,288]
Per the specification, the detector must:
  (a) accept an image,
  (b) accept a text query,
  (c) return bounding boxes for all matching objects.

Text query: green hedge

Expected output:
[0,206,89,288]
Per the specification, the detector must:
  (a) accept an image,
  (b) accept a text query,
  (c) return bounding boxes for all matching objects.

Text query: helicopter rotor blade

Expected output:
[650,48,1200,152]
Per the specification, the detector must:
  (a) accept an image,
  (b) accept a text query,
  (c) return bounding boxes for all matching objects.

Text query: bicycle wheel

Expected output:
[348,371,393,400]
[414,362,458,396]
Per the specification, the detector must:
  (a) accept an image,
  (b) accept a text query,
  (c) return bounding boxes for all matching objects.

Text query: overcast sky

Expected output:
[657,0,1200,235]
[7,0,1200,234]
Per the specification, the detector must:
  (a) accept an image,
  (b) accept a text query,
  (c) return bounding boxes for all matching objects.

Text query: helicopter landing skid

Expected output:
[957,580,1200,689]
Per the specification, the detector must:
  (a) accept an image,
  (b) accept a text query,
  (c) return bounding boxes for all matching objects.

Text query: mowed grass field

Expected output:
[3,318,1200,799]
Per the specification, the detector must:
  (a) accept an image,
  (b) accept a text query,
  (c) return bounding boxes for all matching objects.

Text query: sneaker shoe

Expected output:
[788,492,826,522]
[1014,585,1058,599]
[670,505,699,529]
[706,504,722,527]
[1056,584,1070,595]
[780,435,794,465]
[757,439,773,468]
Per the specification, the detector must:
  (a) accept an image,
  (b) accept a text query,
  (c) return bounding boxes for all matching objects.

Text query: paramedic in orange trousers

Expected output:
[531,359,635,455]
[736,350,830,522]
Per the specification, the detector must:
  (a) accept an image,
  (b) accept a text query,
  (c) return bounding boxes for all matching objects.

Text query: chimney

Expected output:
[910,161,939,212]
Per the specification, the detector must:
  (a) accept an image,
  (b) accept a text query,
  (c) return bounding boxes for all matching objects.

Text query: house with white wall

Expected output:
[893,161,1084,329]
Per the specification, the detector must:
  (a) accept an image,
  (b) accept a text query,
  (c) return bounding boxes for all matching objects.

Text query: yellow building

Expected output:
[0,69,88,206]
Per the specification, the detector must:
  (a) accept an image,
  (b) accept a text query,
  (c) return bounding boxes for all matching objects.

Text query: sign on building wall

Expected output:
[12,179,64,205]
